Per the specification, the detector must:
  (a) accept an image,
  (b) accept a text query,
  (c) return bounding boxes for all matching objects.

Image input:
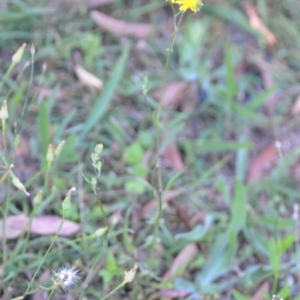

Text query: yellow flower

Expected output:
[166,0,203,12]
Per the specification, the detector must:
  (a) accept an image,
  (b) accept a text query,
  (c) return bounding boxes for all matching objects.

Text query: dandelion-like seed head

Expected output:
[52,267,81,291]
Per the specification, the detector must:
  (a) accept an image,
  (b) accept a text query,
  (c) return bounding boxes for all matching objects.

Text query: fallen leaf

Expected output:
[163,243,198,280]
[0,215,80,239]
[31,216,80,236]
[152,81,190,107]
[252,280,270,300]
[90,10,152,39]
[163,143,184,170]
[86,0,116,8]
[73,63,103,91]
[247,144,277,183]
[140,190,181,219]
[170,200,193,230]
[0,214,28,239]
[244,3,276,46]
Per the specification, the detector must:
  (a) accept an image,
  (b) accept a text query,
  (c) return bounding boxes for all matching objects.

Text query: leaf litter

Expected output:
[0,215,80,239]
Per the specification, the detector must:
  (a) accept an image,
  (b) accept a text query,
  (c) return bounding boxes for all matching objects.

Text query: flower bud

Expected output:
[33,190,43,205]
[54,140,65,157]
[30,43,35,56]
[12,43,26,64]
[0,100,8,120]
[91,177,97,192]
[91,152,98,164]
[95,227,108,236]
[124,265,138,283]
[11,172,30,196]
[62,187,76,210]
[46,144,54,163]
[95,143,103,154]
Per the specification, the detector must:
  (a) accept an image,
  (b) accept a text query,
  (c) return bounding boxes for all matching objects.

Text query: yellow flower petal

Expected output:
[172,0,203,12]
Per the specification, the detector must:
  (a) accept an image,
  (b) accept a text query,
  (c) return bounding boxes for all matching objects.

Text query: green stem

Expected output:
[99,280,126,300]
[0,62,16,92]
[24,214,65,295]
[272,272,278,295]
[46,287,55,300]
[2,119,6,153]
[1,174,12,290]
[44,161,51,190]
[151,11,185,257]
[26,285,53,295]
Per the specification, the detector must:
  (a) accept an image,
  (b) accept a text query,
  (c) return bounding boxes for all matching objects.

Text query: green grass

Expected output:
[1,0,300,299]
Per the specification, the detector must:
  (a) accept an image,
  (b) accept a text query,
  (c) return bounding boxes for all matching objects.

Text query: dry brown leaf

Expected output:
[0,214,28,239]
[163,143,184,170]
[252,280,270,300]
[152,81,190,107]
[244,3,276,46]
[86,0,116,8]
[90,10,152,39]
[163,243,198,280]
[247,144,277,183]
[140,190,181,219]
[73,63,103,91]
[31,216,80,236]
[0,215,80,239]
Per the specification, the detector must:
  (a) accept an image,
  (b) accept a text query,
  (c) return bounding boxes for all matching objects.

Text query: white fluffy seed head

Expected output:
[52,267,81,291]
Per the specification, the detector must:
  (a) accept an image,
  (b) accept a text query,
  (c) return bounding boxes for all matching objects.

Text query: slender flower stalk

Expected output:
[24,187,76,295]
[99,265,138,300]
[151,10,185,258]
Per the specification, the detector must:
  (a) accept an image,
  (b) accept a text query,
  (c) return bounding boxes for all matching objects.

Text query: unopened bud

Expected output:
[54,140,65,157]
[95,227,108,236]
[33,190,43,205]
[12,43,26,64]
[30,43,35,56]
[91,177,97,192]
[62,187,76,210]
[46,144,54,162]
[11,172,30,196]
[124,265,138,283]
[91,153,98,164]
[95,144,103,154]
[142,77,149,95]
[95,161,102,173]
[0,101,8,120]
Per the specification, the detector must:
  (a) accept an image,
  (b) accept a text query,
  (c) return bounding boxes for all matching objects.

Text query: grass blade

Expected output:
[80,44,131,141]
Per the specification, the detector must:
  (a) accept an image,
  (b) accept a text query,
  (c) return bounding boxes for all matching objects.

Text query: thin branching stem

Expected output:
[98,281,126,300]
[151,10,185,257]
